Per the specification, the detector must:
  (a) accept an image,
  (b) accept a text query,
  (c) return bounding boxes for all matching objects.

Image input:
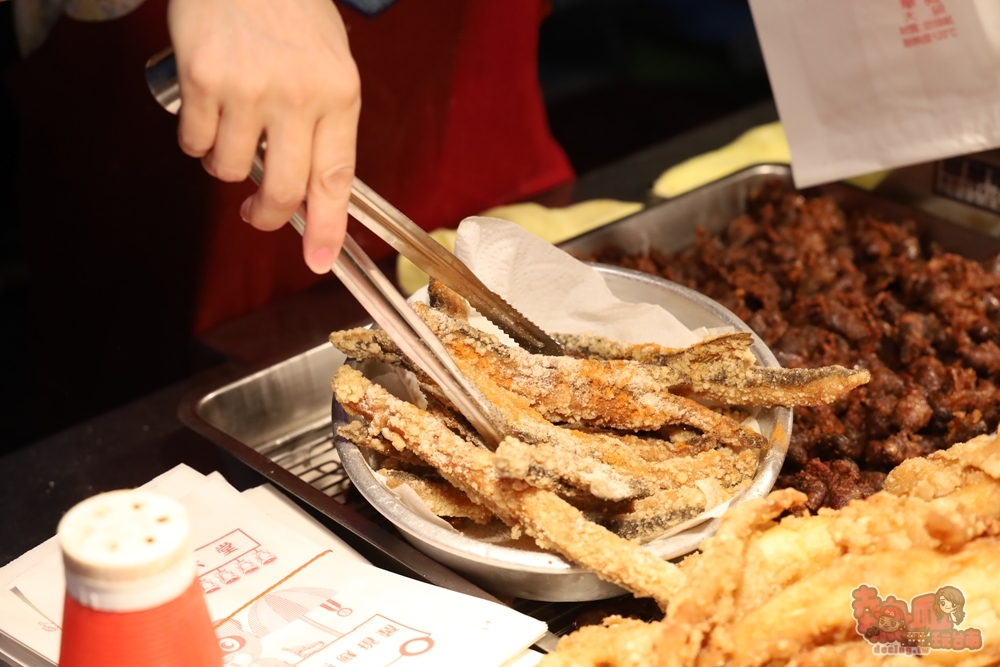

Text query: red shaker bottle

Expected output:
[57,490,222,667]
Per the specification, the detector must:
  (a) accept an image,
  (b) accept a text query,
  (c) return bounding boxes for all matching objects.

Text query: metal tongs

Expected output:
[145,49,563,447]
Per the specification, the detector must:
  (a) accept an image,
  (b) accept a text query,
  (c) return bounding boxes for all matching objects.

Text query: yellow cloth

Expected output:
[652,121,892,197]
[843,170,892,191]
[652,122,791,199]
[396,199,642,296]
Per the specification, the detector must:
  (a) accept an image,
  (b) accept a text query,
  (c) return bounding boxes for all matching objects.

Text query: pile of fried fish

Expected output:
[330,280,870,603]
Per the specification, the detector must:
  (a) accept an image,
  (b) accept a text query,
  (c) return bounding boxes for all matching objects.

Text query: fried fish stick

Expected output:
[331,315,766,452]
[337,419,429,468]
[379,468,494,524]
[556,330,871,407]
[555,330,758,367]
[615,431,722,461]
[497,436,755,498]
[416,304,768,451]
[428,278,471,322]
[330,326,672,499]
[423,394,488,449]
[603,486,713,542]
[492,435,632,499]
[333,365,686,607]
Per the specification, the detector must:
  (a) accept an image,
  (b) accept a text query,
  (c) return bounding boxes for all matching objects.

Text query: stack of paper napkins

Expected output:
[0,465,546,667]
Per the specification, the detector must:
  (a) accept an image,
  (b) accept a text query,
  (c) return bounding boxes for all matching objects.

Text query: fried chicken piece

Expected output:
[333,365,686,606]
[540,616,663,667]
[785,643,919,667]
[881,429,1000,499]
[721,540,1000,667]
[539,430,1000,667]
[378,467,494,524]
[661,428,1000,665]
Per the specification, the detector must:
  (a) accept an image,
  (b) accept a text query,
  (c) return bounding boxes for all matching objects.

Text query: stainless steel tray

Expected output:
[179,163,1000,632]
[560,164,793,257]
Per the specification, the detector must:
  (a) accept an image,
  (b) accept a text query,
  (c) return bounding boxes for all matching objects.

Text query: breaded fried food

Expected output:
[330,324,750,500]
[416,303,769,451]
[538,616,662,667]
[333,365,686,606]
[495,439,757,541]
[555,330,871,407]
[337,419,429,467]
[378,468,494,524]
[428,278,471,321]
[330,321,766,453]
[539,430,1000,667]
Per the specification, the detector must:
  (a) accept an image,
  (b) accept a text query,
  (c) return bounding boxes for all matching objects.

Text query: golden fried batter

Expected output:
[416,303,769,451]
[538,430,1000,667]
[556,330,871,407]
[378,467,494,524]
[428,278,471,322]
[333,365,686,606]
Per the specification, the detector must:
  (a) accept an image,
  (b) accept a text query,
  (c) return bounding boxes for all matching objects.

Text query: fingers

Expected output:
[302,108,358,274]
[175,51,261,183]
[243,116,313,232]
[174,49,222,160]
[176,91,219,159]
[202,105,263,183]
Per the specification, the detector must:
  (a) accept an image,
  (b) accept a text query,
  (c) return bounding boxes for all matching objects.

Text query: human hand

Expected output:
[167,0,360,274]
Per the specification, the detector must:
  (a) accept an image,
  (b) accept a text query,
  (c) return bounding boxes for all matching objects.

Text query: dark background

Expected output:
[0,0,770,455]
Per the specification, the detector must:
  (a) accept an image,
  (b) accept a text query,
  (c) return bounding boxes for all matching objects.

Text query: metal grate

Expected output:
[258,418,352,503]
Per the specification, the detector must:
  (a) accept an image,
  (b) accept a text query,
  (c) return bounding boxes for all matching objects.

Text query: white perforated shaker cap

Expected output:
[57,490,196,612]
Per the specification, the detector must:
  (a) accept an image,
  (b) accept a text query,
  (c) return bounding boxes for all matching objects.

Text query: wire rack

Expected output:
[257,417,352,503]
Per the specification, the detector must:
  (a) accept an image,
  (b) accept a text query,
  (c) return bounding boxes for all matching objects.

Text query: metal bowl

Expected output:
[334,264,791,601]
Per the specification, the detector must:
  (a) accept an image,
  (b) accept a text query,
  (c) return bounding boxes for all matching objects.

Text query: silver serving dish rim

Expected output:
[334,263,791,598]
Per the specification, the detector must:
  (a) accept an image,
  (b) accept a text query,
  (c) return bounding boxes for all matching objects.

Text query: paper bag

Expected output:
[749,0,1000,187]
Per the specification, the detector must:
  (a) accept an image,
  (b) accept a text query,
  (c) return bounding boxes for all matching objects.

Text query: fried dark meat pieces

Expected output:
[333,365,686,607]
[585,180,1000,510]
[538,430,1000,667]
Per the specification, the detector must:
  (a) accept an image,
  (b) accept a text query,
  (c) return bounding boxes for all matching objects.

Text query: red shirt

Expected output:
[5,0,572,334]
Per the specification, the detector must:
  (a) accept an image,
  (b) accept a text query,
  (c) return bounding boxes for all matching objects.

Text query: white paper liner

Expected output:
[371,218,764,547]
